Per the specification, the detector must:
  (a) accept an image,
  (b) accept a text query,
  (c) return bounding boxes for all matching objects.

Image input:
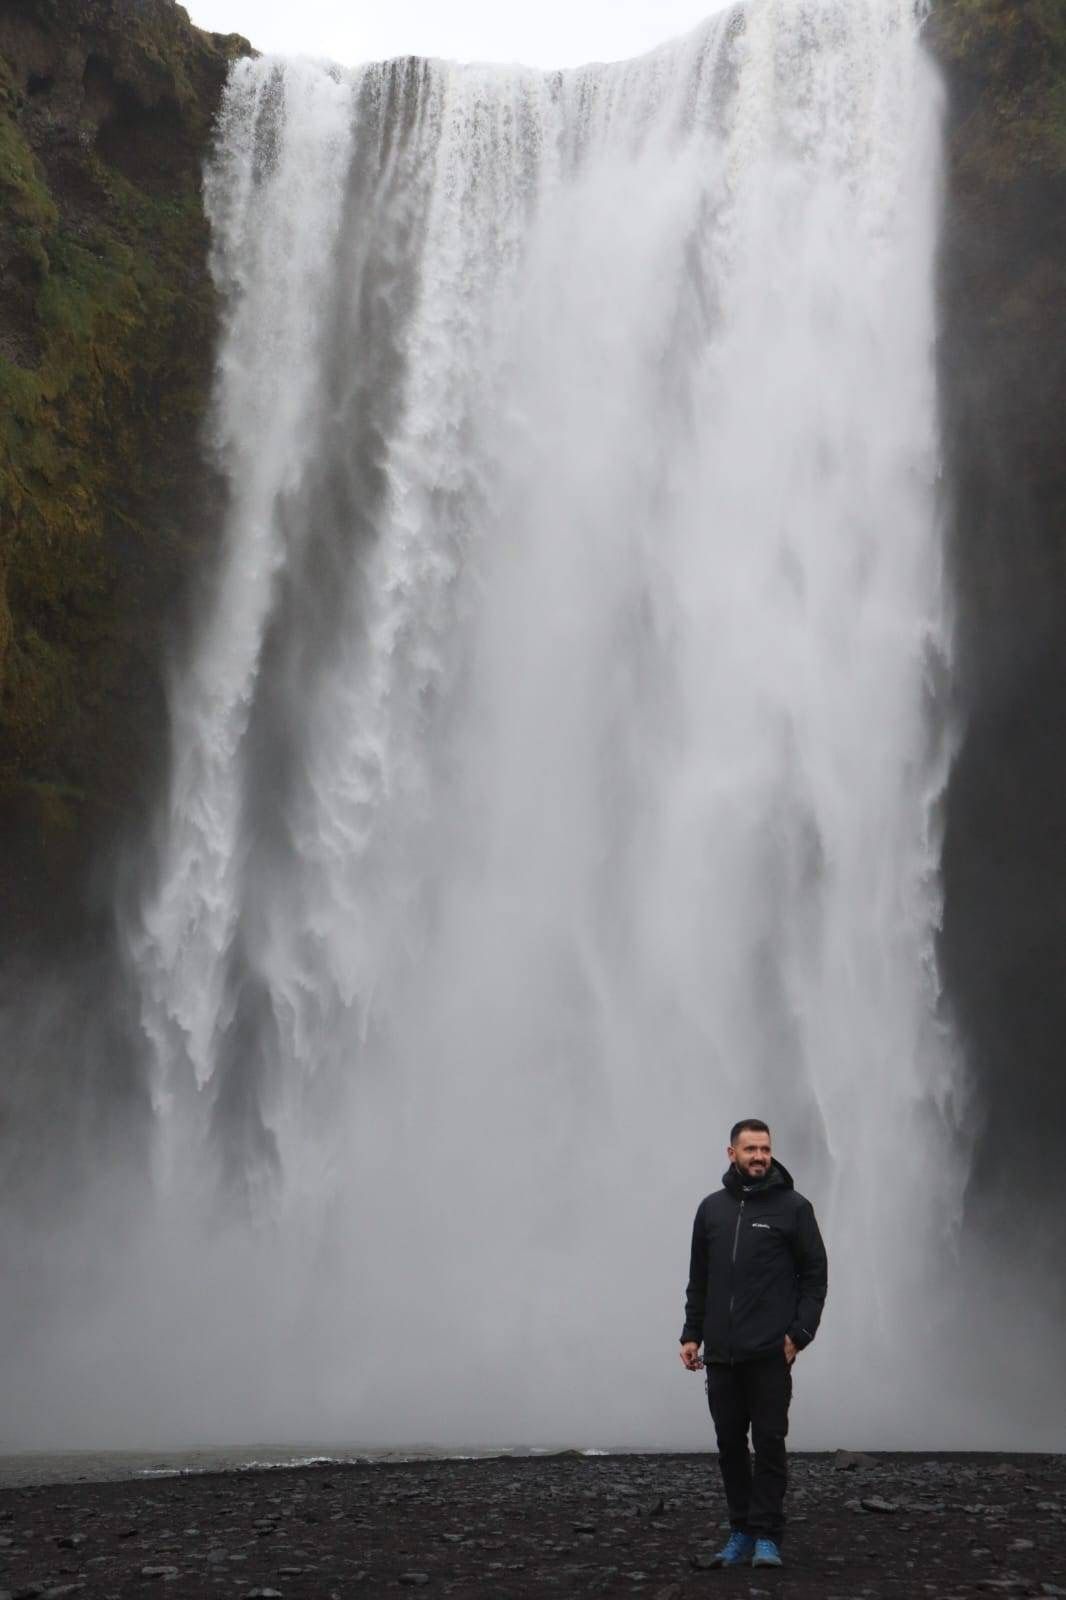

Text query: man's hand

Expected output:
[680,1341,704,1371]
[783,1335,798,1366]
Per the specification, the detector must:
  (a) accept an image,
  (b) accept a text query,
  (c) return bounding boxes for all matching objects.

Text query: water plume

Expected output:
[3,1,1007,1451]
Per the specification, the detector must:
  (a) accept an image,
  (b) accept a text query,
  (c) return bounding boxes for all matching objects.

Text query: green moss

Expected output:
[929,0,1066,180]
[0,1,247,866]
[0,81,58,232]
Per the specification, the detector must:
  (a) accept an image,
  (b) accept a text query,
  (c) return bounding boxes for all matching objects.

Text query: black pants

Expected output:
[705,1354,792,1543]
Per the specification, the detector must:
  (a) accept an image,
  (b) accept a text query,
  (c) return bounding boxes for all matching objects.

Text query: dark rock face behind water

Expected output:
[0,0,250,951]
[0,1453,1063,1598]
[927,3,1066,1286]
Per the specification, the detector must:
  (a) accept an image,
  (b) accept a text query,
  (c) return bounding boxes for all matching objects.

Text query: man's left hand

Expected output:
[783,1335,798,1366]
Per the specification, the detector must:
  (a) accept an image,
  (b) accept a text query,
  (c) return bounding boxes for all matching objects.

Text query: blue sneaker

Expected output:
[751,1537,784,1567]
[710,1531,755,1566]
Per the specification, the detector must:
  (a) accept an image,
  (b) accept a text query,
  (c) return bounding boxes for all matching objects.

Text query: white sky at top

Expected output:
[184,1,723,71]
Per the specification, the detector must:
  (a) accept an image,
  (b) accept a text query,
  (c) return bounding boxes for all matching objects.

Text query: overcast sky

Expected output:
[185,1,720,71]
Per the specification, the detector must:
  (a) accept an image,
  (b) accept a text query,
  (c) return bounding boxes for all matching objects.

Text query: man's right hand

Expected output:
[679,1341,704,1371]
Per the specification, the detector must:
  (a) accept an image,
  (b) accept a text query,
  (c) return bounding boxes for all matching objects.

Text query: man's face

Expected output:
[728,1128,772,1180]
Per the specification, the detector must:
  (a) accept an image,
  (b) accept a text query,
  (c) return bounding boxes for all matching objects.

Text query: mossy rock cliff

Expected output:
[0,0,249,945]
[929,2,1066,1241]
[929,0,1066,180]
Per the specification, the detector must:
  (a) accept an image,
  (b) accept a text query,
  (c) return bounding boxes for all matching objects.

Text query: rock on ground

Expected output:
[0,1451,1062,1598]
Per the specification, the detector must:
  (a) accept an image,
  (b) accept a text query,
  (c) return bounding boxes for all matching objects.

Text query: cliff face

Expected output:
[0,0,249,946]
[927,0,1066,1250]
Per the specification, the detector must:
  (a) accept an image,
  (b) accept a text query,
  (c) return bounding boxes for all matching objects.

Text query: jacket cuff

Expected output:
[788,1323,815,1350]
[680,1331,701,1345]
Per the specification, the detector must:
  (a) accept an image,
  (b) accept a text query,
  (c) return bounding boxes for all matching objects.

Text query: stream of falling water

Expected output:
[114,0,961,1447]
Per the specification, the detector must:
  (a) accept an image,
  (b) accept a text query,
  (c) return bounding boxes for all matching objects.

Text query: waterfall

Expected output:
[116,0,960,1447]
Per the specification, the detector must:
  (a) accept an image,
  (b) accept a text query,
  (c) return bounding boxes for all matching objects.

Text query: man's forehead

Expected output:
[735,1130,771,1145]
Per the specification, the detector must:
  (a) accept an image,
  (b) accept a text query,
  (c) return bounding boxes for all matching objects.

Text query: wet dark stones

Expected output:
[0,1451,1062,1598]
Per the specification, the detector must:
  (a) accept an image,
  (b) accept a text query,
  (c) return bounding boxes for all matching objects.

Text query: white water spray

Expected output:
[107,0,961,1448]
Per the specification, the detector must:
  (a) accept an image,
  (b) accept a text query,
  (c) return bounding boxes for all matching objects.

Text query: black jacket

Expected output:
[681,1159,827,1364]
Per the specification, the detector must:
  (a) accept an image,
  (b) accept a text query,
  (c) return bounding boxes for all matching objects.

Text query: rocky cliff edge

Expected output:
[0,0,250,946]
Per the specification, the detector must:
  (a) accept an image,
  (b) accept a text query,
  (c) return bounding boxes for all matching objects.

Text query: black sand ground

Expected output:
[0,1452,1063,1599]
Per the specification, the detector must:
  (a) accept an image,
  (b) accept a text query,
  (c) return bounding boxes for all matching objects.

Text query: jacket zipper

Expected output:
[727,1198,744,1364]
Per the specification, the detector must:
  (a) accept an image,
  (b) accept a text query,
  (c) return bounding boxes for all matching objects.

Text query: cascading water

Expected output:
[101,0,961,1448]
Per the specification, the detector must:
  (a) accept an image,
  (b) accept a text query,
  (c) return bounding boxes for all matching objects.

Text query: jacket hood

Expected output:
[722,1157,795,1197]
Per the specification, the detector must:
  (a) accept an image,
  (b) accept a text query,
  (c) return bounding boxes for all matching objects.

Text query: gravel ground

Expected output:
[0,1451,1063,1599]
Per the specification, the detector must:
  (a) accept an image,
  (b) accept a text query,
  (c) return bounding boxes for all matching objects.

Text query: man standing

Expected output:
[680,1119,828,1569]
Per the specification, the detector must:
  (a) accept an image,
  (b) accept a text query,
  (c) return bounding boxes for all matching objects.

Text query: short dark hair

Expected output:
[730,1118,770,1145]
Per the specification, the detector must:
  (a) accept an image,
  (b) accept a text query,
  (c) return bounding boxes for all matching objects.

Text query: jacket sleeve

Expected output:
[680,1203,707,1344]
[789,1200,827,1350]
